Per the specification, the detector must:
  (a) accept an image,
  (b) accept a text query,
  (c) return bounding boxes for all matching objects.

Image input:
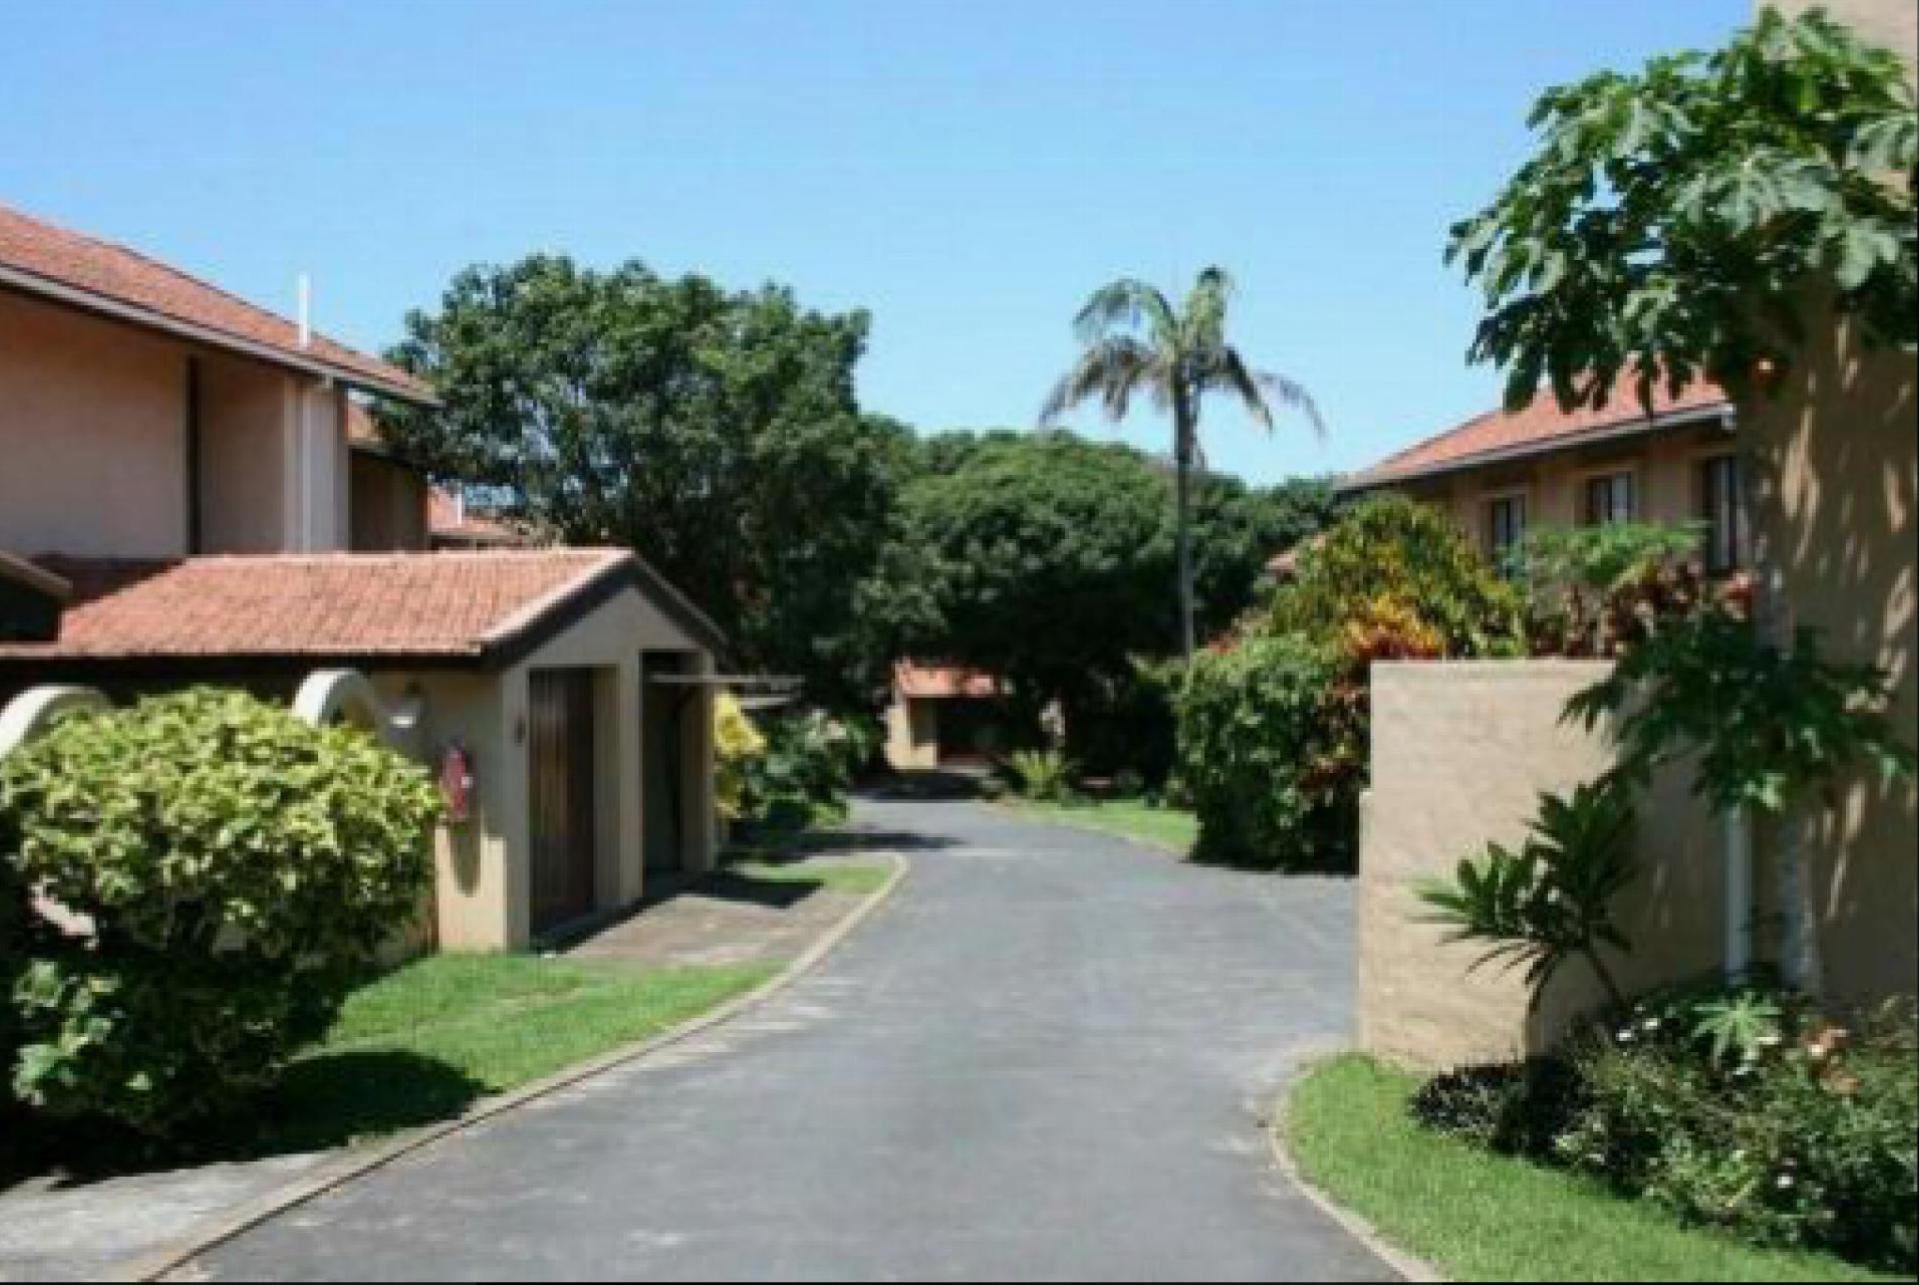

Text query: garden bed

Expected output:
[1283,1054,1900,1283]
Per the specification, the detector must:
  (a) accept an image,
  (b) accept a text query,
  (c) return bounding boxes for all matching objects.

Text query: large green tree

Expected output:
[1041,268,1323,661]
[376,255,908,710]
[1449,6,1916,413]
[883,431,1334,725]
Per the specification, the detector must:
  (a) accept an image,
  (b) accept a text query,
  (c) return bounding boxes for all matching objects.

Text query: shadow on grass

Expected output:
[2,1051,484,1192]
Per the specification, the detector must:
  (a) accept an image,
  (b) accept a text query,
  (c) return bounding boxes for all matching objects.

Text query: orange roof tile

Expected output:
[0,550,632,665]
[1344,378,1732,491]
[0,203,434,404]
[895,662,1000,700]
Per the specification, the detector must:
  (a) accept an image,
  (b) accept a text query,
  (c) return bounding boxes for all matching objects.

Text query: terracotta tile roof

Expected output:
[0,202,434,404]
[429,490,530,548]
[895,662,1000,700]
[1343,378,1732,491]
[0,550,633,664]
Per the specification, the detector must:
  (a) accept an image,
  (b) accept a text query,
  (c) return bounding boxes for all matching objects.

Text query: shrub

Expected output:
[1001,748,1077,803]
[713,692,767,823]
[1556,992,1917,1271]
[1177,634,1358,870]
[1268,494,1524,658]
[1513,522,1741,657]
[1410,1058,1584,1157]
[0,689,439,1135]
[736,709,864,835]
[1062,657,1180,786]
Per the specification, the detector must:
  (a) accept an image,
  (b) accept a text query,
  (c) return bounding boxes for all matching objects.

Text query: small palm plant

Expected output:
[1418,779,1639,1013]
[1002,749,1077,804]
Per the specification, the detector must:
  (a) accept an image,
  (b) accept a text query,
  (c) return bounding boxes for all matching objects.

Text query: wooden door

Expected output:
[529,669,597,934]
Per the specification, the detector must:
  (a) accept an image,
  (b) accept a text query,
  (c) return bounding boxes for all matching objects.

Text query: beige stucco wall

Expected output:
[1406,418,1737,559]
[349,453,430,552]
[1361,661,1728,1069]
[0,289,355,560]
[884,693,941,770]
[1743,304,1918,1004]
[394,580,717,952]
[0,290,190,558]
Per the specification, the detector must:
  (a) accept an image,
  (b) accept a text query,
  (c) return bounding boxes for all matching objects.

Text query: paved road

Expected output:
[191,798,1391,1282]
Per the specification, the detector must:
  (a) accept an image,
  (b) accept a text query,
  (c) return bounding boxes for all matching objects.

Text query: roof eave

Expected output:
[0,266,440,408]
[1335,402,1736,497]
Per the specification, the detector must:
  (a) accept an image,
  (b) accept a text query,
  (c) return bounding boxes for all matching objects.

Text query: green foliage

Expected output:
[1041,268,1322,658]
[736,709,870,835]
[1450,7,1918,413]
[1061,656,1182,786]
[379,255,906,711]
[1418,780,1639,1012]
[889,433,1174,704]
[1269,493,1525,658]
[1000,749,1077,803]
[1556,994,1918,1271]
[1513,521,1734,657]
[1566,616,1916,818]
[0,690,439,1134]
[1410,1059,1586,1157]
[1176,634,1358,870]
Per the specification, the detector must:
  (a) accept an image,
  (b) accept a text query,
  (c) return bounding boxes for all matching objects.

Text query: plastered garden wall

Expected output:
[1359,660,1726,1069]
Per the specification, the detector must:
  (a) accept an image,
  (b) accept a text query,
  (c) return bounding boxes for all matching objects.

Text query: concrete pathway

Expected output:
[186,798,1392,1282]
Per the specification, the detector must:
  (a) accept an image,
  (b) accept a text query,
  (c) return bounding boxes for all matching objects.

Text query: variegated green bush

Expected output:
[0,688,440,1134]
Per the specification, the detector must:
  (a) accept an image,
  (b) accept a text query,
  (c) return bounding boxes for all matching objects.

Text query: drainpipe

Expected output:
[1723,808,1753,981]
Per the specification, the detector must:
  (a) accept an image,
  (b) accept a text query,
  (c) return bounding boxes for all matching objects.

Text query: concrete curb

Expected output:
[1266,1055,1447,1285]
[116,852,911,1284]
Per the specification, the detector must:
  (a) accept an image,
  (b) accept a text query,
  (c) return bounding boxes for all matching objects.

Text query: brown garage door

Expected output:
[529,669,597,935]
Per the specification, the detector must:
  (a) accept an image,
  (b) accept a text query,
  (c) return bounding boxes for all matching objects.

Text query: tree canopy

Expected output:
[375,254,907,709]
[883,430,1337,710]
[1449,6,1917,412]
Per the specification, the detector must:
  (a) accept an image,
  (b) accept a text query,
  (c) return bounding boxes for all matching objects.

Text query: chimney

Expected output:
[297,273,312,348]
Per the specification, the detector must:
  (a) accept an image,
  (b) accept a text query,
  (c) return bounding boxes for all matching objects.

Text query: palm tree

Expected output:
[1041,267,1323,661]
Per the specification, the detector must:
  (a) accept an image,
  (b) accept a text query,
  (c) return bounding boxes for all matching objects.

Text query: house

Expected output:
[1337,379,1747,573]
[882,662,1007,770]
[0,201,724,951]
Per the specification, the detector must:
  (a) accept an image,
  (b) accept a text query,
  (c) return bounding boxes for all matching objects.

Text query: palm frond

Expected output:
[1073,279,1177,347]
[1038,336,1163,426]
[1182,266,1236,350]
[1205,349,1327,437]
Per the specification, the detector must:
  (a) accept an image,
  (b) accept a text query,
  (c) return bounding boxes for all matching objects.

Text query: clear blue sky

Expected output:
[3,0,1745,484]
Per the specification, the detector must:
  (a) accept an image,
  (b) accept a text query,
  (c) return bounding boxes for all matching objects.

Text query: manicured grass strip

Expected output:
[1285,1054,1895,1283]
[724,858,893,895]
[1005,798,1199,854]
[262,955,776,1153]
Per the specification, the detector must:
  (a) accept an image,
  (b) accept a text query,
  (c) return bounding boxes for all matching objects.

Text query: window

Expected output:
[1584,472,1635,526]
[1486,494,1527,568]
[1700,454,1748,575]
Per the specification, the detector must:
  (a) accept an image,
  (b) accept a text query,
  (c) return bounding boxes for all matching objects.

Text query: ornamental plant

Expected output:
[1177,633,1359,870]
[1510,521,1743,658]
[712,691,767,823]
[1418,779,1640,1013]
[1450,6,1916,415]
[0,688,440,1135]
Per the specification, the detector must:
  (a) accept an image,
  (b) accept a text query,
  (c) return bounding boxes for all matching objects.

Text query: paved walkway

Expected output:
[187,798,1391,1282]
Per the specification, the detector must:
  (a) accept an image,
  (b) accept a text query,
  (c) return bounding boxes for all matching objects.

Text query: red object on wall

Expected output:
[439,743,475,823]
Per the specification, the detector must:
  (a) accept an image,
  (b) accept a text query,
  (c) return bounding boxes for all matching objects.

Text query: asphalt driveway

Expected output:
[187,797,1392,1282]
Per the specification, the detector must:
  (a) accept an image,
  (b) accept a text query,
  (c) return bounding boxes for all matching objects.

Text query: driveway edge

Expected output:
[118,851,911,1284]
[1267,1056,1447,1285]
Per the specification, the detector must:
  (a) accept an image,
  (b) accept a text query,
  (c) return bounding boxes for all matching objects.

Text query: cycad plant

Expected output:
[1418,779,1639,1013]
[1041,268,1321,660]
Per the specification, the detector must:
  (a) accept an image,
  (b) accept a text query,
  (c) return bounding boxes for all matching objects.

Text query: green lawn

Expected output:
[1285,1054,1897,1283]
[723,857,894,896]
[261,954,775,1153]
[1004,798,1199,854]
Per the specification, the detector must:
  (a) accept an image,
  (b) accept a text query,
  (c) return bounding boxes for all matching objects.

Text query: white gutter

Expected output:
[1337,402,1736,496]
[0,266,438,407]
